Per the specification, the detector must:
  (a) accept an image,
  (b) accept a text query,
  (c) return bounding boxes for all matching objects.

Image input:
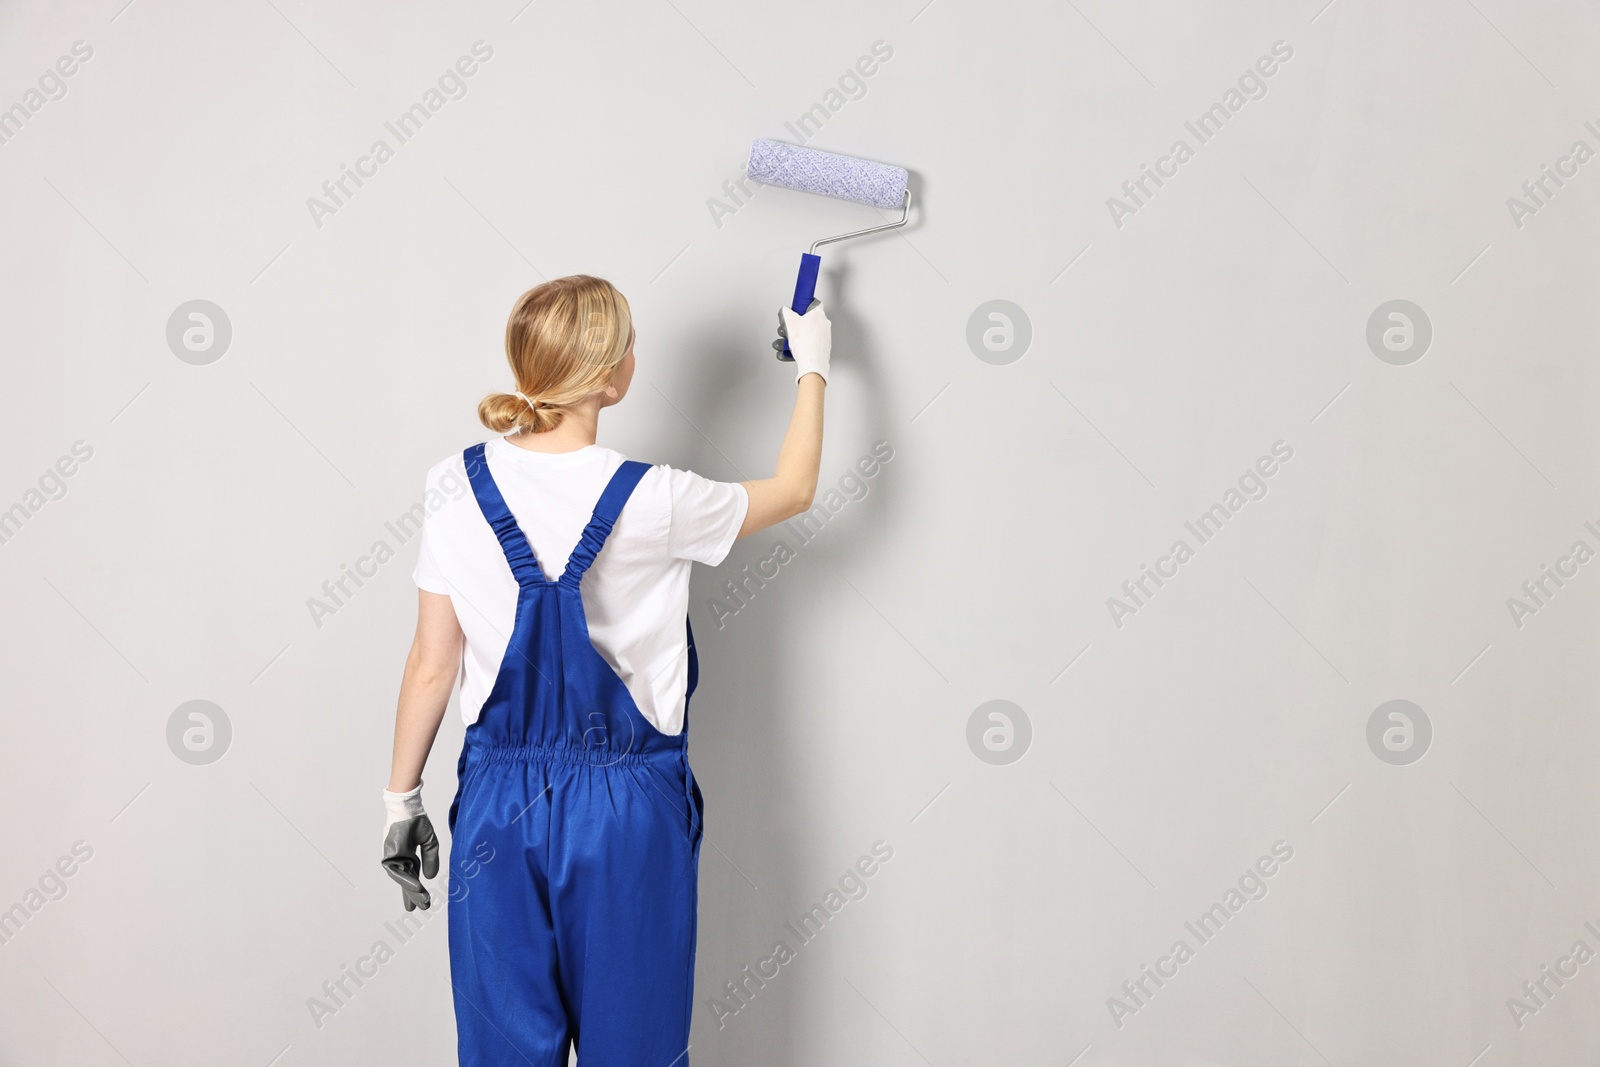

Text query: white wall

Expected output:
[2,0,1598,1064]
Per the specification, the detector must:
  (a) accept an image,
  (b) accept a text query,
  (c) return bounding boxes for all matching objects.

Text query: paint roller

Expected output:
[745,139,912,361]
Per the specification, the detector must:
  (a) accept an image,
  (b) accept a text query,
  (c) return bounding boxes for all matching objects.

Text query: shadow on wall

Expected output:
[667,246,899,1063]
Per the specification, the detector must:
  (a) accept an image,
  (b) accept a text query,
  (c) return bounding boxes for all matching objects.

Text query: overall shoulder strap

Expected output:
[463,443,545,586]
[560,460,651,585]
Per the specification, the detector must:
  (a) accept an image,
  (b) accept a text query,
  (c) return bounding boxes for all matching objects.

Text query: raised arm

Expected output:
[738,302,831,538]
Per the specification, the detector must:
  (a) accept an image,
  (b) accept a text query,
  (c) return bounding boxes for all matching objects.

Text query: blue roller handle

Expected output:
[779,252,822,362]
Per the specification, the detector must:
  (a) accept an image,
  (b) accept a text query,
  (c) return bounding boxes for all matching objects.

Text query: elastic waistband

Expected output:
[466,740,682,767]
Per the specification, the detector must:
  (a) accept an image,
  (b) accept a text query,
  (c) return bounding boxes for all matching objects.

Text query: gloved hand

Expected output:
[381,783,439,911]
[775,300,831,383]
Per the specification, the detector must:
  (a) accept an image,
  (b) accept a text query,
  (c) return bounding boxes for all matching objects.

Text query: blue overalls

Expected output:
[448,442,704,1067]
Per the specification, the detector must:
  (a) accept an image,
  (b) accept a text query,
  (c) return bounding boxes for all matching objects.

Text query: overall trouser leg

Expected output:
[547,757,701,1064]
[449,758,571,1066]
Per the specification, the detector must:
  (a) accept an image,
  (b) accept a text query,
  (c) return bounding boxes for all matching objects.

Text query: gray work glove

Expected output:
[381,783,440,911]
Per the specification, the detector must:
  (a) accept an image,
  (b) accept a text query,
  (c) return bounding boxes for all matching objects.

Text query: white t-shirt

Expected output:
[412,437,748,735]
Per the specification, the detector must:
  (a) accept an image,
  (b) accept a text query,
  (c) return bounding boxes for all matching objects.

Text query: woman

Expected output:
[378,274,830,1066]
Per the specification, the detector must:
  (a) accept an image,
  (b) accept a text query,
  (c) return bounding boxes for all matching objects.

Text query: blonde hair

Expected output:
[478,275,633,435]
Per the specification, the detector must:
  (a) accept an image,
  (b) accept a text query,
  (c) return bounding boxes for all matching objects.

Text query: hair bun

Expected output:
[477,390,564,434]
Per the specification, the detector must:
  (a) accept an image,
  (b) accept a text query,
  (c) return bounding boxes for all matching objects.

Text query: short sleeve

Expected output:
[663,467,748,565]
[413,479,452,594]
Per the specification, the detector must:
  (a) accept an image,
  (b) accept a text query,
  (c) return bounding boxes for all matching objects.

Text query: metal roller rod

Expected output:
[810,189,913,253]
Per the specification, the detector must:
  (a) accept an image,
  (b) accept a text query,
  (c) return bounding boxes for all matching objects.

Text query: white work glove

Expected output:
[778,300,831,384]
[380,782,439,911]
